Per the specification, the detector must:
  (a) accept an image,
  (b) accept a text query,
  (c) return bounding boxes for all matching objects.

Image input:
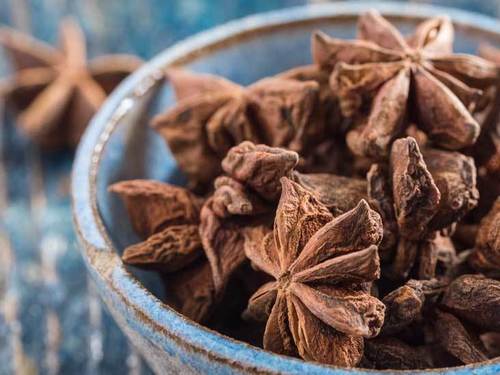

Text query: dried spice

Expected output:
[109,180,204,271]
[475,44,500,177]
[243,178,385,366]
[108,10,500,370]
[442,274,500,331]
[0,18,141,148]
[162,259,216,322]
[366,163,398,253]
[292,171,367,216]
[390,137,440,240]
[364,337,433,370]
[468,198,500,272]
[152,69,321,189]
[221,141,299,201]
[423,148,479,230]
[433,310,488,365]
[314,10,497,158]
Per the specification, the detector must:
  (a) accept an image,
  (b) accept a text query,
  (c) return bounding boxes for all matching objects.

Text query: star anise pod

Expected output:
[314,10,497,158]
[292,171,368,216]
[243,177,385,367]
[0,18,142,149]
[364,337,434,370]
[380,278,447,336]
[390,137,441,240]
[293,167,398,256]
[475,44,500,177]
[109,180,204,272]
[152,69,320,189]
[425,275,499,365]
[468,197,500,272]
[199,142,297,295]
[442,274,500,332]
[390,137,478,240]
[432,310,488,365]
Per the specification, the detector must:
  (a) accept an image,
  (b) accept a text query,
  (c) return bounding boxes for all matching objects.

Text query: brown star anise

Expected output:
[243,177,385,366]
[313,10,497,158]
[468,197,500,272]
[475,44,500,178]
[200,142,298,294]
[108,180,204,272]
[152,69,320,189]
[390,137,478,240]
[0,18,142,149]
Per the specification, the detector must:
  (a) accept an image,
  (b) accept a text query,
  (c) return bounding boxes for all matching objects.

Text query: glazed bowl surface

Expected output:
[72,2,500,374]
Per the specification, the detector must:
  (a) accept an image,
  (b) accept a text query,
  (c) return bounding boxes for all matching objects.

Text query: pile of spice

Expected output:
[110,11,500,369]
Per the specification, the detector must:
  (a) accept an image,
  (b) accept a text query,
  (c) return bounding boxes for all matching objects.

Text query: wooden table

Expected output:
[0,1,497,374]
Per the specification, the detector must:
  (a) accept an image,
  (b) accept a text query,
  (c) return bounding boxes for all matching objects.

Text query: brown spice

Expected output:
[0,18,141,148]
[243,177,385,366]
[314,10,497,157]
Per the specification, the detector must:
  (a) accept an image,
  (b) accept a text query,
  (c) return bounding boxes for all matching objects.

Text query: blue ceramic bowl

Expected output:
[72,2,500,374]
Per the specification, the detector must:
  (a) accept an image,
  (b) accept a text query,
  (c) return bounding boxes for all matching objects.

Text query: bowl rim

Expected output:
[72,2,500,374]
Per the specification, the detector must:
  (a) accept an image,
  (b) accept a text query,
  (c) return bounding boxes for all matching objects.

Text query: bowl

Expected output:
[72,2,500,374]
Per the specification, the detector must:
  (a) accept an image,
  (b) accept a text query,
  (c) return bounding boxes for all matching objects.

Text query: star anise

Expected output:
[109,180,204,272]
[476,44,500,178]
[243,177,385,366]
[0,18,142,149]
[390,137,478,240]
[313,10,498,158]
[152,69,320,189]
[468,198,500,272]
[200,142,298,295]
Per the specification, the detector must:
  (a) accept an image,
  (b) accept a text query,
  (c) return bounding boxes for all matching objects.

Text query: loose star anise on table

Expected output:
[0,18,142,149]
[313,10,498,159]
[243,177,385,367]
[152,68,322,190]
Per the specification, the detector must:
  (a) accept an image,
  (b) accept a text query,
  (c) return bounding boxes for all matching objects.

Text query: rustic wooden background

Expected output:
[0,1,498,374]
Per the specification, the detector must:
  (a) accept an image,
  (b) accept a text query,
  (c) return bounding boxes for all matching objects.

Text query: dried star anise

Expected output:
[109,180,204,272]
[152,69,320,189]
[380,278,447,336]
[364,337,433,370]
[106,10,500,370]
[243,177,385,366]
[390,137,441,240]
[0,18,141,148]
[468,198,500,272]
[199,142,298,294]
[475,44,500,177]
[442,274,500,331]
[314,10,497,158]
[433,310,488,365]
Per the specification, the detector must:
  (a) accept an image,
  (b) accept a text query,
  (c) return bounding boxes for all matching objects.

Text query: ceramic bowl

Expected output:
[72,2,500,374]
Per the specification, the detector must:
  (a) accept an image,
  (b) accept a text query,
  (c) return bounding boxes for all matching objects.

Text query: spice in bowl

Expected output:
[109,10,500,370]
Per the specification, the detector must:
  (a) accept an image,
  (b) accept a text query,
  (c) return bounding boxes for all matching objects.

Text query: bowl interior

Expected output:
[91,5,500,369]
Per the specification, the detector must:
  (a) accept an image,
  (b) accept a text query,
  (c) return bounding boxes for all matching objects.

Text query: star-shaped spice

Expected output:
[390,137,478,240]
[108,180,204,273]
[200,142,299,294]
[468,198,500,272]
[0,18,142,149]
[313,10,498,158]
[475,44,500,177]
[243,177,385,367]
[152,69,321,190]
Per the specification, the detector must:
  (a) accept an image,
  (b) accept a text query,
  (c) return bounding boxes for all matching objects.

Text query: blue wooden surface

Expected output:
[0,1,498,375]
